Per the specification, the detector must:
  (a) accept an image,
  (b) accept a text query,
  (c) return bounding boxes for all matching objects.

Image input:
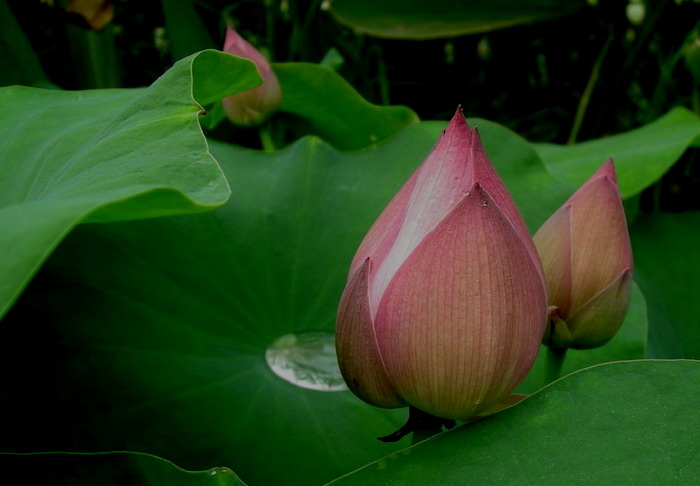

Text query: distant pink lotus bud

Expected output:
[534,160,633,349]
[221,27,281,126]
[335,108,548,421]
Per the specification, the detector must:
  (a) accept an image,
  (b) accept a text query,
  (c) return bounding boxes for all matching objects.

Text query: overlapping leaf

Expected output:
[0,50,260,318]
[534,107,700,198]
[0,452,245,486]
[328,0,586,39]
[632,211,700,359]
[331,360,700,485]
[274,63,418,151]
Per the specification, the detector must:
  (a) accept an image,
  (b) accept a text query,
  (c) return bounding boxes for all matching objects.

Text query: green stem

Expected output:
[67,24,120,89]
[374,45,390,106]
[259,122,275,152]
[543,347,567,386]
[567,33,613,145]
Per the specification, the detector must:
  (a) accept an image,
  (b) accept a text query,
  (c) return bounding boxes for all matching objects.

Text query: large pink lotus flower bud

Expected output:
[221,27,282,126]
[534,160,633,350]
[335,108,548,421]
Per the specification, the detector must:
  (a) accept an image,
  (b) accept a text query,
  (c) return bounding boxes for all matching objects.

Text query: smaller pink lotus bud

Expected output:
[534,160,633,349]
[221,27,282,126]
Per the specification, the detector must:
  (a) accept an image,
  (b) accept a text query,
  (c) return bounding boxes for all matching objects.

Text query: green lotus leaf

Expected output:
[535,107,700,199]
[274,62,418,151]
[632,211,700,359]
[0,452,246,486]
[0,50,261,318]
[327,0,586,39]
[332,360,700,485]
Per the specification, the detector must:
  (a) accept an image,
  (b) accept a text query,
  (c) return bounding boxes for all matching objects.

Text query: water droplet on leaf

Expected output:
[265,331,348,391]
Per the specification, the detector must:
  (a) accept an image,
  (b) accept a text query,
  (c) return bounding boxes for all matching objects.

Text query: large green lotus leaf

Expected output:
[331,360,700,485]
[274,63,419,151]
[0,216,406,486]
[327,0,586,39]
[631,211,700,359]
[0,50,260,318]
[0,453,246,486]
[0,120,568,485]
[518,281,647,393]
[534,107,700,198]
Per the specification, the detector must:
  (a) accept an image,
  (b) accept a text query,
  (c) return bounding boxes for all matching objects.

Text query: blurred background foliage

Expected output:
[4,0,700,213]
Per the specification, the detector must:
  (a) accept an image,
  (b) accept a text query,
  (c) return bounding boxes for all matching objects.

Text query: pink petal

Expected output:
[363,109,544,317]
[374,184,547,420]
[568,161,632,313]
[592,157,618,183]
[351,107,544,321]
[348,167,419,280]
[221,27,282,126]
[566,269,633,349]
[223,27,273,77]
[470,127,545,284]
[533,204,574,316]
[335,259,405,408]
[368,107,475,317]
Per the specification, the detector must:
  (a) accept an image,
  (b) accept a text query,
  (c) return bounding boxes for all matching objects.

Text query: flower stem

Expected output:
[543,346,567,386]
[567,33,613,145]
[259,122,275,152]
[377,406,455,444]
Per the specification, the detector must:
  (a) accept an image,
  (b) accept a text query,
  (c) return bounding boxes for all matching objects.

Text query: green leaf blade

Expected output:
[0,452,246,486]
[328,0,586,39]
[275,63,418,151]
[331,360,700,485]
[631,211,700,359]
[0,50,260,318]
[534,107,700,199]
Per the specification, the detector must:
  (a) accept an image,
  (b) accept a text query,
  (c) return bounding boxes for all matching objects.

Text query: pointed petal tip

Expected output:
[571,159,623,208]
[470,125,486,146]
[223,26,244,50]
[447,105,470,132]
[467,178,505,207]
[222,26,270,70]
[466,181,487,201]
[592,158,619,186]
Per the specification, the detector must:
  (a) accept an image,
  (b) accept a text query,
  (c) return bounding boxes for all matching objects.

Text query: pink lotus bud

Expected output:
[335,108,548,421]
[221,27,282,126]
[534,160,633,349]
